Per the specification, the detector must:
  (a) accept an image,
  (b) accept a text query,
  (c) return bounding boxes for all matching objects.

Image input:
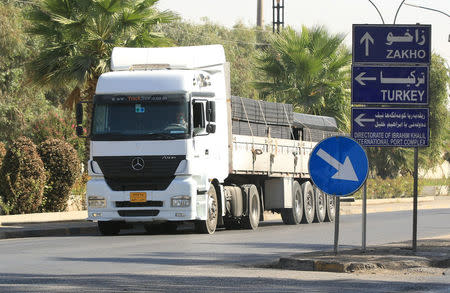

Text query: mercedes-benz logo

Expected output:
[131,157,145,171]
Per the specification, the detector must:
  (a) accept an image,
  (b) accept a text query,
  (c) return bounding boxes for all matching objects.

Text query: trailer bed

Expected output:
[231,134,316,177]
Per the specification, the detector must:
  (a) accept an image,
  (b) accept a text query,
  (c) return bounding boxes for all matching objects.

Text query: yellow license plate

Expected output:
[130,192,147,202]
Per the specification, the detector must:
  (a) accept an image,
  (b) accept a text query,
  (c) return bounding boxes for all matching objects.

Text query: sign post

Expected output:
[334,196,340,255]
[308,136,369,254]
[352,24,431,252]
[362,181,367,251]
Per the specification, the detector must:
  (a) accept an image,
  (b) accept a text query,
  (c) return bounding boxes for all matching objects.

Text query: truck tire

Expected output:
[195,184,218,234]
[325,194,336,222]
[241,184,260,230]
[313,186,326,223]
[301,181,315,224]
[280,180,303,225]
[98,221,120,236]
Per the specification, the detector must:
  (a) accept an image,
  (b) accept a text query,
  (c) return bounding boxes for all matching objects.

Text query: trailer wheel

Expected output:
[281,180,303,225]
[98,221,120,236]
[301,181,315,224]
[195,184,218,234]
[325,194,336,222]
[241,185,260,230]
[313,186,326,223]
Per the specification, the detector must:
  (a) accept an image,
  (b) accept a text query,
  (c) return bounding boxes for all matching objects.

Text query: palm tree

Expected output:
[254,26,351,128]
[27,0,177,108]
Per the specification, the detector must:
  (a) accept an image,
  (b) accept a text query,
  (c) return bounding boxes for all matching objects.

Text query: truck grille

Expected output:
[94,155,185,191]
[118,210,160,217]
[115,201,163,208]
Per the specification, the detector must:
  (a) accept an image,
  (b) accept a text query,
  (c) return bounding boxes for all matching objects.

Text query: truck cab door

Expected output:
[192,100,211,191]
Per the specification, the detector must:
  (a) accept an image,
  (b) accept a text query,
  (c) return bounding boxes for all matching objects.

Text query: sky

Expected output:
[157,0,449,64]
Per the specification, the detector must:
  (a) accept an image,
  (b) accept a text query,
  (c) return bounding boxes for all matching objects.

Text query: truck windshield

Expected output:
[91,95,190,141]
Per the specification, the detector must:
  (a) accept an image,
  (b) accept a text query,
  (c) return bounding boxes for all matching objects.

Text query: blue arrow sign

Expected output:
[352,65,429,105]
[351,108,429,147]
[308,136,368,196]
[353,24,431,64]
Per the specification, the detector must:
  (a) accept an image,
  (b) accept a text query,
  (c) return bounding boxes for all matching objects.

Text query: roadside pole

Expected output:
[362,181,367,251]
[334,196,340,255]
[413,147,419,252]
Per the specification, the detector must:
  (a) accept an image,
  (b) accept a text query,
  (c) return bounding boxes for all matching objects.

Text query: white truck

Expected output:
[76,45,338,235]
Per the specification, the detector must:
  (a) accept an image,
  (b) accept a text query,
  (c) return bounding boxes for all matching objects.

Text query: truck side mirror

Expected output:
[75,102,89,138]
[76,103,83,125]
[206,101,215,122]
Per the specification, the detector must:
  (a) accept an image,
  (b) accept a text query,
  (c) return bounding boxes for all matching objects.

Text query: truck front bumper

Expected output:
[86,176,208,222]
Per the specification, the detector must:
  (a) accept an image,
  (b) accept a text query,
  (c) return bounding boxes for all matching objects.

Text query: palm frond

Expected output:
[94,0,123,13]
[27,0,177,103]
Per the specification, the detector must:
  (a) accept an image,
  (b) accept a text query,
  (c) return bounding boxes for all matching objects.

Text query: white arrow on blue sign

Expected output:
[308,136,368,197]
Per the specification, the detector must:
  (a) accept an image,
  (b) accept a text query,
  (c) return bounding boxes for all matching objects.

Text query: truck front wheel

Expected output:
[98,221,121,236]
[195,184,218,234]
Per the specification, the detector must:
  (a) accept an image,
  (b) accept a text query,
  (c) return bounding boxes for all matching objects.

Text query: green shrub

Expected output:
[30,109,86,163]
[38,138,81,212]
[0,137,46,214]
[354,176,424,199]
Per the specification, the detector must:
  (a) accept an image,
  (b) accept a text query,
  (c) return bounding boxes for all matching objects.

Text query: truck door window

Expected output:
[193,102,206,134]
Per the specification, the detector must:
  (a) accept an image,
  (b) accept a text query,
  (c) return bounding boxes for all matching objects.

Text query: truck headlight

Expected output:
[171,196,191,207]
[88,196,107,208]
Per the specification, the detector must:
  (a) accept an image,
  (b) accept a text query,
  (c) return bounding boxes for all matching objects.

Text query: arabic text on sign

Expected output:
[379,70,425,87]
[385,29,426,46]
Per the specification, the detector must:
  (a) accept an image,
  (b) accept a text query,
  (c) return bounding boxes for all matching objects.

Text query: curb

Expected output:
[0,211,87,226]
[341,196,436,206]
[278,258,350,272]
[0,225,98,240]
[277,256,438,273]
[276,236,450,273]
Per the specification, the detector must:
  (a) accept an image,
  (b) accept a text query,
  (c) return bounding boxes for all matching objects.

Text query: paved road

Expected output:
[0,209,449,292]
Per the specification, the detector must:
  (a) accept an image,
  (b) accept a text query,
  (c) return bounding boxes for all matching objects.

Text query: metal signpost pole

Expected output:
[362,181,367,251]
[413,147,419,252]
[334,196,340,255]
